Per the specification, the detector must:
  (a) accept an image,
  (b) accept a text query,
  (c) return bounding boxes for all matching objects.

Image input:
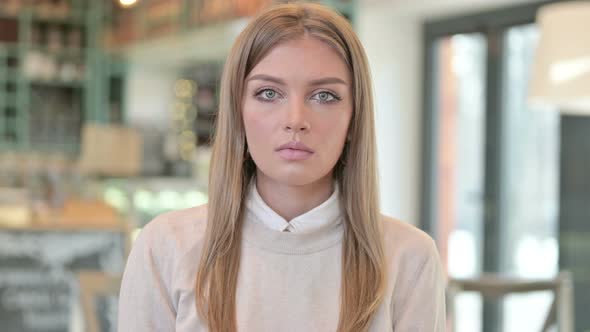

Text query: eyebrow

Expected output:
[246,74,348,86]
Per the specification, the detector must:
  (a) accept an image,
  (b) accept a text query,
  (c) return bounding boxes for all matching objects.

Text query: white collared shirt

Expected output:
[244,179,341,233]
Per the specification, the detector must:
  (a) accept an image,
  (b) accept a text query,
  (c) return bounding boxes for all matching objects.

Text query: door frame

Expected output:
[419,1,556,330]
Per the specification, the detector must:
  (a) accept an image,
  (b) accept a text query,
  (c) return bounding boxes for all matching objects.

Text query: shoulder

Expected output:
[136,204,208,256]
[380,216,447,328]
[119,205,209,323]
[379,214,439,265]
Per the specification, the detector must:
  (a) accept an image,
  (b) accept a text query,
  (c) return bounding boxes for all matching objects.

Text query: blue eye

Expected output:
[263,90,276,99]
[255,88,280,102]
[312,91,340,104]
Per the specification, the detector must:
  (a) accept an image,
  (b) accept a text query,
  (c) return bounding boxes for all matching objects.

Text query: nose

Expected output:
[284,99,311,133]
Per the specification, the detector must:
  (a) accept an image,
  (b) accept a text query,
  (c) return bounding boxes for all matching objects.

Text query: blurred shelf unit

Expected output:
[179,62,222,146]
[104,0,358,49]
[0,0,127,156]
[100,176,209,228]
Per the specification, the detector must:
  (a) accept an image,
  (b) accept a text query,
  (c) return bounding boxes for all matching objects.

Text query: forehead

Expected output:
[247,37,351,83]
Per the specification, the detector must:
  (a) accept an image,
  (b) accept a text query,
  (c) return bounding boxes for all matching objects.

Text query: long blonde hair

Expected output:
[196,3,386,331]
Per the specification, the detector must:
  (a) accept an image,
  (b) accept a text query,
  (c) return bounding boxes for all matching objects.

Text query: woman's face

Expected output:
[242,37,353,187]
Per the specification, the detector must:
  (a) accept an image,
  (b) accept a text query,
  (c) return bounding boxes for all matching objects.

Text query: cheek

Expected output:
[243,107,277,151]
[312,110,352,166]
[318,110,352,145]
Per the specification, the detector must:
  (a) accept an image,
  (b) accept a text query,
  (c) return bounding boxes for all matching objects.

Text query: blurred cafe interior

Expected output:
[0,0,588,331]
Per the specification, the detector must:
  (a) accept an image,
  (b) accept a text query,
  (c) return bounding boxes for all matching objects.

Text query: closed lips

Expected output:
[276,141,314,152]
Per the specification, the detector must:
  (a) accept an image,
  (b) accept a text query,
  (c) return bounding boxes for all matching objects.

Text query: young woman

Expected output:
[118,3,446,332]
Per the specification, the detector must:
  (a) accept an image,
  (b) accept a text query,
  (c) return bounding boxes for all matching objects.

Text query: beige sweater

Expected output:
[118,202,446,331]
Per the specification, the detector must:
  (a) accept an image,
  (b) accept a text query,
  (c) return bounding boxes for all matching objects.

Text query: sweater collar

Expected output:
[245,178,342,234]
[243,178,344,254]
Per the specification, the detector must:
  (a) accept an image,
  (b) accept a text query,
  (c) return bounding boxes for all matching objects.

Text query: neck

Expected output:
[255,171,334,222]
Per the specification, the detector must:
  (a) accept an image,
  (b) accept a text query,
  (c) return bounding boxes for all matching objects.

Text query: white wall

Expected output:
[357,0,542,224]
[358,11,422,224]
[125,64,177,129]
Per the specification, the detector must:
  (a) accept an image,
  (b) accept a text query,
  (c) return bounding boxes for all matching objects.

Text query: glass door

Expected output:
[500,23,560,332]
[422,3,562,331]
[432,32,487,332]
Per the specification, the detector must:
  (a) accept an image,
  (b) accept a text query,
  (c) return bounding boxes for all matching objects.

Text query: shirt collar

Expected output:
[245,178,342,234]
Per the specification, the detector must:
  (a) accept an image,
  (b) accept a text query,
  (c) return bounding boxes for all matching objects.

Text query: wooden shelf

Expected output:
[0,10,86,25]
[0,221,128,233]
[31,13,86,25]
[0,12,19,20]
[0,42,19,52]
[0,1,126,155]
[29,46,86,57]
[28,79,85,88]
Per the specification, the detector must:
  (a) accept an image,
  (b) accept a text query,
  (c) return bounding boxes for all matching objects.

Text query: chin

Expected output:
[275,175,318,187]
[261,166,334,187]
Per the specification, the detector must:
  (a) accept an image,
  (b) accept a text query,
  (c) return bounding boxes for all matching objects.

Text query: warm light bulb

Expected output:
[119,0,138,8]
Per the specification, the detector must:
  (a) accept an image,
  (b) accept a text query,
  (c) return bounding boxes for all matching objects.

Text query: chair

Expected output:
[447,271,574,331]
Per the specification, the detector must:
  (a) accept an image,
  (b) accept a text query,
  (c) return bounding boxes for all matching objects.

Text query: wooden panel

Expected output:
[0,18,19,43]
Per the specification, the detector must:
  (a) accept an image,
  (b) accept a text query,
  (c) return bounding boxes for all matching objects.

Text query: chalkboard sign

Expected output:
[0,228,127,332]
